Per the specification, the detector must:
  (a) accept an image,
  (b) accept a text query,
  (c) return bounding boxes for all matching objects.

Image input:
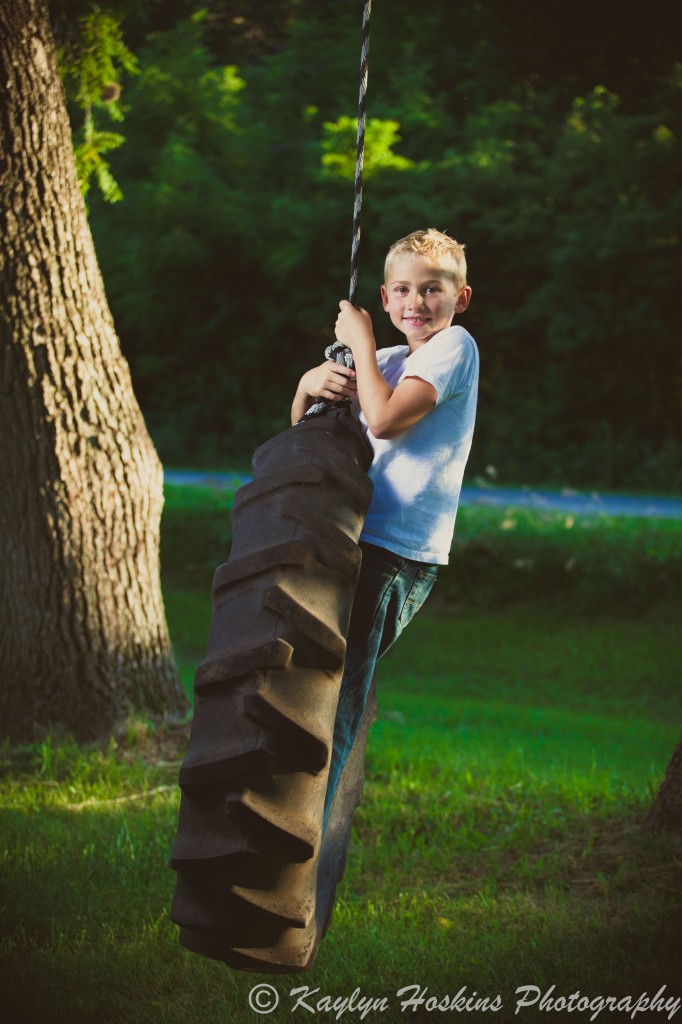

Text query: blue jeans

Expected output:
[323,542,438,827]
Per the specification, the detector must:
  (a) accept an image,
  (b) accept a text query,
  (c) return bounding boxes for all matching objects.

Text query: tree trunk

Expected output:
[647,732,682,832]
[0,0,187,742]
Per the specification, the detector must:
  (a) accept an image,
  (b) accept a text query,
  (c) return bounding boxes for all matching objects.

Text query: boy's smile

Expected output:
[381,255,471,351]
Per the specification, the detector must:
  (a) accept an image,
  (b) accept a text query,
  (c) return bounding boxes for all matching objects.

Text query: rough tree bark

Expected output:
[647,732,682,832]
[0,0,187,742]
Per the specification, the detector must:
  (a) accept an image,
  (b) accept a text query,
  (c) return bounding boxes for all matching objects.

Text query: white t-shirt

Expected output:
[356,324,479,565]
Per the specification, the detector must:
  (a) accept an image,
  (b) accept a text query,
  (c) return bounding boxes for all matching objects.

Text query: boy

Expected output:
[291,228,479,826]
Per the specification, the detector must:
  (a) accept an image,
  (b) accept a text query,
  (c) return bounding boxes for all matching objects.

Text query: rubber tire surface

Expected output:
[171,413,373,971]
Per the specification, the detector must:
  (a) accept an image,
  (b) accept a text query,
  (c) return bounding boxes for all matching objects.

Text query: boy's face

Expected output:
[381,255,471,348]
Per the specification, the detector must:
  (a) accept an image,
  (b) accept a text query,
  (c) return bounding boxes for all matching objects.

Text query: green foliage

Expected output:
[74,123,125,200]
[57,5,138,201]
[87,14,263,461]
[321,116,413,180]
[58,7,138,112]
[75,0,680,485]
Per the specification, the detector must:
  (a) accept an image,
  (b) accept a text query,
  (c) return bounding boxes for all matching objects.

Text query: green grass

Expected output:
[161,483,682,610]
[2,486,681,1023]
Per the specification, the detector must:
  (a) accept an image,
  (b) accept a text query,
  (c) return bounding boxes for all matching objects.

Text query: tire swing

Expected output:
[170,1,375,973]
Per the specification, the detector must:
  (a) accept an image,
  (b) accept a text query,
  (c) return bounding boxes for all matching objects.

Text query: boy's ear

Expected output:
[380,283,389,311]
[456,286,472,314]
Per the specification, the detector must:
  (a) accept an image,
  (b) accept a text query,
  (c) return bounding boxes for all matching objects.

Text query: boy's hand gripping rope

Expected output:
[302,0,371,422]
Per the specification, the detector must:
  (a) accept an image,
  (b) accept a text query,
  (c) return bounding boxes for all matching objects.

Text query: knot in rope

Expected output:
[300,342,356,421]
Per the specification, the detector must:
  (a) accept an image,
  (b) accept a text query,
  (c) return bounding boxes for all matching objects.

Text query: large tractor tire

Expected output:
[170,412,373,972]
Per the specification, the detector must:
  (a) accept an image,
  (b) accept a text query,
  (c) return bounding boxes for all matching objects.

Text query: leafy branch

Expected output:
[57,5,138,202]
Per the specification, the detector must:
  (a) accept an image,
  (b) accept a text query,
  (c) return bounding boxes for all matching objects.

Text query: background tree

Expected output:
[0,0,187,742]
[647,733,682,833]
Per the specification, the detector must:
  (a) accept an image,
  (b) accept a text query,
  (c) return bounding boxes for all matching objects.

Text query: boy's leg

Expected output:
[323,542,437,826]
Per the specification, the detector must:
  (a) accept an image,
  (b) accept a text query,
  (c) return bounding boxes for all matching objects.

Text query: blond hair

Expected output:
[384,228,467,291]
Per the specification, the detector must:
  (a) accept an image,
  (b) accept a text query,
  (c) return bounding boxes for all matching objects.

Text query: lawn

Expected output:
[1,486,681,1024]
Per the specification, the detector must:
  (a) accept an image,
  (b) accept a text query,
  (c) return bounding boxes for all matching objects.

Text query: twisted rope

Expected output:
[349,0,371,309]
[302,0,371,422]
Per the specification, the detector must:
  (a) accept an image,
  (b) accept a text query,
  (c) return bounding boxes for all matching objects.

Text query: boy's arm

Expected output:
[334,301,437,440]
[291,360,357,425]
